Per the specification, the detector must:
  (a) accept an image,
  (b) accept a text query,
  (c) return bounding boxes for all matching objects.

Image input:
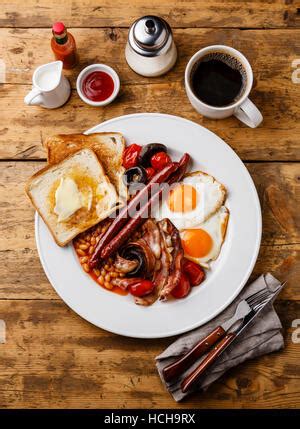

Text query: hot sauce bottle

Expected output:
[51,22,78,69]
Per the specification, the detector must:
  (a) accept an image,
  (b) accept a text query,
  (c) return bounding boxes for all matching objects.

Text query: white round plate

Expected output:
[36,113,261,338]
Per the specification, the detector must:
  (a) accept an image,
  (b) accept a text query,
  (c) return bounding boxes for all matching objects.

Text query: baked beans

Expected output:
[73,219,128,294]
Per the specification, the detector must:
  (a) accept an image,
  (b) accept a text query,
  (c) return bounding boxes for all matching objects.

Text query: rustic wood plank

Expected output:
[1,0,299,411]
[0,161,299,300]
[1,28,300,161]
[0,298,298,408]
[2,28,300,88]
[0,84,299,162]
[1,242,298,301]
[0,0,299,29]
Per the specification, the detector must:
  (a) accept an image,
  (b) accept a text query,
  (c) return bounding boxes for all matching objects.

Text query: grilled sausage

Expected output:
[99,154,190,260]
[89,161,178,268]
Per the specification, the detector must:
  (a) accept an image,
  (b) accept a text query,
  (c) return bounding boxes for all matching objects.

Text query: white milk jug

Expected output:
[24,61,71,109]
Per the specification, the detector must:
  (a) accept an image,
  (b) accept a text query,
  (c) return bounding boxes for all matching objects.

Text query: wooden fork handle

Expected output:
[163,326,226,382]
[181,332,236,393]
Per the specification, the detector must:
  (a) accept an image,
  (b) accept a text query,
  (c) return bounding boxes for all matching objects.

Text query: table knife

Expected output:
[180,283,284,393]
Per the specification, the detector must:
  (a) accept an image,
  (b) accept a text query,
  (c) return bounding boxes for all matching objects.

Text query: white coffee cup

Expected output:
[185,45,263,128]
[24,61,71,109]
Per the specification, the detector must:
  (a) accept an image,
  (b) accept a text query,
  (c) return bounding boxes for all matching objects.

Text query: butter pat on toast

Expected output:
[26,148,119,246]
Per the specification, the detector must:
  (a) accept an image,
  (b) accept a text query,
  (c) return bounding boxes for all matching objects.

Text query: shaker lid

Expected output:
[128,16,172,57]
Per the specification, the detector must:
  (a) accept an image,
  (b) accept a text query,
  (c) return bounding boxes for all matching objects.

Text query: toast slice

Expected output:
[26,148,119,246]
[45,132,127,201]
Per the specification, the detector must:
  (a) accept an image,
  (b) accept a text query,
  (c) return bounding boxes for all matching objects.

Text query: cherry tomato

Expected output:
[171,272,191,299]
[129,279,154,297]
[150,151,171,170]
[182,259,205,286]
[123,144,142,169]
[145,167,155,181]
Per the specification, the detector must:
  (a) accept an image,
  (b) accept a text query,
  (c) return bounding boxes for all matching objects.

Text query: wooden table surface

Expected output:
[0,0,300,409]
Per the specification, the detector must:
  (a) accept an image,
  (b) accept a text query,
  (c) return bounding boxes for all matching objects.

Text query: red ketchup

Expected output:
[82,71,114,102]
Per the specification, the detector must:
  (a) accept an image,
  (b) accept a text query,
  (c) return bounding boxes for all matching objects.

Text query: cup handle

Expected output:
[24,87,42,106]
[234,97,263,128]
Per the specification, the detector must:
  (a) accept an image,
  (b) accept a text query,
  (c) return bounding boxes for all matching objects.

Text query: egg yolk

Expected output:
[181,229,213,258]
[168,184,197,213]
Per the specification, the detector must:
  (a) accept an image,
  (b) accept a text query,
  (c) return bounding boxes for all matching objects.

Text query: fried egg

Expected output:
[153,171,226,230]
[180,206,229,268]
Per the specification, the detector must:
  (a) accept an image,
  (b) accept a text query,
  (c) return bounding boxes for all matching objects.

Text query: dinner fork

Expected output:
[163,287,272,383]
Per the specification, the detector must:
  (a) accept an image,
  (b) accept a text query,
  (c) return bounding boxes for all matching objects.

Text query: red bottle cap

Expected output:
[52,22,66,35]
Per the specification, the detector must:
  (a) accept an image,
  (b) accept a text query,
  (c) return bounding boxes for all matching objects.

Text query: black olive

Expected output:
[138,143,167,167]
[122,166,147,189]
[119,246,145,277]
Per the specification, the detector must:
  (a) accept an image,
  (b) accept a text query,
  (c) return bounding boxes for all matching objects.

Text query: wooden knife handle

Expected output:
[163,326,226,382]
[181,332,236,393]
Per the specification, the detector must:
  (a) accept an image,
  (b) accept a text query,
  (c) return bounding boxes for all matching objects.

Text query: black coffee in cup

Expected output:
[190,52,247,107]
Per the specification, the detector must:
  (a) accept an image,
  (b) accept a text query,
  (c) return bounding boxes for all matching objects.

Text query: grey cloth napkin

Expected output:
[156,273,284,402]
